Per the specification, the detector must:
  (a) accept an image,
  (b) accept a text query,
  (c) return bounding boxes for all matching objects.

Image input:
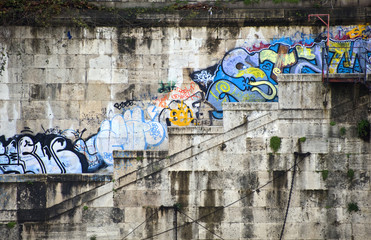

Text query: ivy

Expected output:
[357,119,370,141]
[269,136,281,153]
[0,0,96,26]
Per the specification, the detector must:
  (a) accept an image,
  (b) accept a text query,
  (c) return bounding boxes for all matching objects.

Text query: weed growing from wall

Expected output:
[339,127,346,137]
[347,169,355,180]
[0,0,96,26]
[299,137,306,143]
[269,136,281,153]
[330,121,336,126]
[347,202,359,212]
[357,119,370,141]
[321,170,329,180]
[6,222,16,229]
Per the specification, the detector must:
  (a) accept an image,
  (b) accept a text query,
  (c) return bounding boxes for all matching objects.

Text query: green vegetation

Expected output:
[83,205,89,211]
[330,121,336,126]
[321,170,329,181]
[243,0,299,4]
[173,202,182,210]
[272,0,299,3]
[243,0,260,4]
[357,119,370,141]
[347,202,359,212]
[299,137,306,143]
[0,0,96,26]
[136,156,144,161]
[347,169,355,180]
[339,127,346,137]
[6,221,16,229]
[269,136,281,153]
[90,235,97,240]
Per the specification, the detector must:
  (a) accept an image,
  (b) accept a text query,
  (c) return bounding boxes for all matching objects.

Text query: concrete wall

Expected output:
[111,74,371,240]
[0,24,370,174]
[0,73,370,239]
[91,0,371,9]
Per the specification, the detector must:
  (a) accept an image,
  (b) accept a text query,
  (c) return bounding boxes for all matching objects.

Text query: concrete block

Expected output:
[85,84,111,101]
[297,171,325,190]
[0,101,20,121]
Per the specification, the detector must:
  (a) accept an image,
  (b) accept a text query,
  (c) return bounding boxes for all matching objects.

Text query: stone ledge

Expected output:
[223,102,279,111]
[0,174,112,183]
[168,126,223,135]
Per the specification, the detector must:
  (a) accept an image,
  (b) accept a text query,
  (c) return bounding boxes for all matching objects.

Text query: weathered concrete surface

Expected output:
[0,74,370,239]
[108,74,370,240]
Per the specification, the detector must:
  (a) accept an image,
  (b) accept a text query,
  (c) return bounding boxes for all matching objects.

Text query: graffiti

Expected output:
[0,133,89,174]
[346,25,371,39]
[0,105,167,174]
[114,100,134,110]
[189,65,217,92]
[158,81,177,93]
[192,36,371,119]
[94,106,167,165]
[168,101,194,126]
[158,92,216,127]
[155,82,200,108]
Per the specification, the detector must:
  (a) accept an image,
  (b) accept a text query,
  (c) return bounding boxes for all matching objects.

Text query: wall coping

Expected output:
[0,174,112,183]
[223,102,279,111]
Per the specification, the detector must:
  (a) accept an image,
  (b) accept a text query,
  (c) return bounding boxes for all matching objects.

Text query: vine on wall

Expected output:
[0,0,96,26]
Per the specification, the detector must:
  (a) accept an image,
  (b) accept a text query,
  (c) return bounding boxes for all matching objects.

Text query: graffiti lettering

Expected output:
[114,100,134,110]
[155,82,200,108]
[94,106,167,165]
[191,36,371,119]
[168,101,194,126]
[346,25,370,39]
[158,81,177,93]
[0,133,89,174]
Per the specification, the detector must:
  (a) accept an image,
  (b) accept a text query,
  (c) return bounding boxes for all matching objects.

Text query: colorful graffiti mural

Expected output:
[191,35,371,119]
[0,106,167,174]
[1,26,371,174]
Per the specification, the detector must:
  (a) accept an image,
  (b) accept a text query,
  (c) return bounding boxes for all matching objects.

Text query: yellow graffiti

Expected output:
[272,68,281,75]
[249,80,277,100]
[328,41,353,73]
[236,67,266,78]
[260,49,297,66]
[210,80,231,100]
[169,101,194,126]
[295,45,316,59]
[346,25,368,39]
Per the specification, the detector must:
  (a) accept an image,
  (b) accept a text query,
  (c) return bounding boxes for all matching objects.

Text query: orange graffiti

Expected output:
[346,25,369,39]
[155,82,199,108]
[169,101,194,126]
